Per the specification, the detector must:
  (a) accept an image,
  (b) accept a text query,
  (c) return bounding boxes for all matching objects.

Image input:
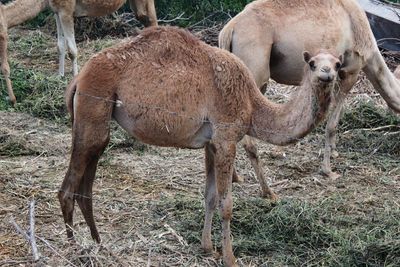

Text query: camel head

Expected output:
[303,51,343,84]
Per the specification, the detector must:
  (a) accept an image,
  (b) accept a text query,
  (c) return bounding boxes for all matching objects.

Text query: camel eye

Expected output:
[309,60,316,71]
[335,62,341,71]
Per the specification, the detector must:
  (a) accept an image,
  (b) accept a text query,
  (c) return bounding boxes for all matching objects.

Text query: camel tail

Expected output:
[218,23,234,52]
[65,77,77,124]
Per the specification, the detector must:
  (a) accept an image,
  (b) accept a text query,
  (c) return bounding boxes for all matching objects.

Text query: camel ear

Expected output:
[338,54,344,64]
[303,51,312,63]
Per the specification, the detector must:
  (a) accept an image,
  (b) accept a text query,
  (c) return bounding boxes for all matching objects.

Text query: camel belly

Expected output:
[269,10,353,85]
[75,0,126,17]
[112,104,213,149]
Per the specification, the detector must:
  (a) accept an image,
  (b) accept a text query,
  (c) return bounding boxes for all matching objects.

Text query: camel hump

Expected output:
[219,22,234,51]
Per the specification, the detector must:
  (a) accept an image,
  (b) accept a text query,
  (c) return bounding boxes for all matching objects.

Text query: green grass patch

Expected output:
[154,195,400,266]
[0,61,68,123]
[340,101,400,131]
[338,101,400,155]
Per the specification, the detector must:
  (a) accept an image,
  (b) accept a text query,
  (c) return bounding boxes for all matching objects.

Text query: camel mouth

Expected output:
[318,75,334,83]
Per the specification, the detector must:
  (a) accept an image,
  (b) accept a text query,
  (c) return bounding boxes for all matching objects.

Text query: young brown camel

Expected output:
[219,0,400,196]
[0,0,157,105]
[59,26,344,266]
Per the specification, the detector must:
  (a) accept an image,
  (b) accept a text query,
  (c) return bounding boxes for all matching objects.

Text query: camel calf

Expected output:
[59,26,345,266]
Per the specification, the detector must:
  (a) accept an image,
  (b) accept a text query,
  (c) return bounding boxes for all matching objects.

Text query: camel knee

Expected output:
[243,142,259,160]
[205,191,217,211]
[219,196,233,221]
[1,62,10,76]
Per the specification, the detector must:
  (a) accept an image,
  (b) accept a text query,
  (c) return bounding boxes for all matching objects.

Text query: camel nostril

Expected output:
[321,66,331,73]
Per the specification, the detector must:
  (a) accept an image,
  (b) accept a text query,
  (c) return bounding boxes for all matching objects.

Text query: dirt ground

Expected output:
[0,23,399,266]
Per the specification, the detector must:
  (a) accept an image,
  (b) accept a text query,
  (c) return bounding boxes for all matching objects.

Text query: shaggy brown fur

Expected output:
[59,26,344,267]
[0,0,157,105]
[219,0,400,193]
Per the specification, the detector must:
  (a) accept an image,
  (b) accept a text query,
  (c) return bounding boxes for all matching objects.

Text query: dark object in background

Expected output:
[358,0,400,51]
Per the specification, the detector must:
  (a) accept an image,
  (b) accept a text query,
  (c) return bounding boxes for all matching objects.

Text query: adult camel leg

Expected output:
[201,143,217,253]
[321,73,359,179]
[75,148,107,243]
[54,13,66,76]
[129,0,158,27]
[0,32,16,105]
[59,94,112,242]
[242,136,278,200]
[57,11,78,75]
[214,141,237,267]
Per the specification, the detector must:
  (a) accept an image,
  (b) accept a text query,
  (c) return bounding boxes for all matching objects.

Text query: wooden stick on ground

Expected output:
[9,200,40,262]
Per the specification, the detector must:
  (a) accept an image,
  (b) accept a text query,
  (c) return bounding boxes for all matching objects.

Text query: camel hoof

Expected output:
[321,169,341,180]
[261,191,279,202]
[6,96,16,106]
[232,174,244,183]
[201,241,214,254]
[328,171,341,180]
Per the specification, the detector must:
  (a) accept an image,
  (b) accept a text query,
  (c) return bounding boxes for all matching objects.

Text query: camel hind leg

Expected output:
[0,32,15,105]
[59,94,112,242]
[75,151,106,242]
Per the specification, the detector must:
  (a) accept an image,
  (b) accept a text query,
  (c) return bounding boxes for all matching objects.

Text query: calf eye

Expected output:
[309,60,316,71]
[335,62,341,71]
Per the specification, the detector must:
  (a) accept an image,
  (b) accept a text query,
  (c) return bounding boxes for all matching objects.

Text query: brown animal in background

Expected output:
[49,0,157,76]
[0,0,157,105]
[59,26,345,266]
[0,0,48,105]
[219,0,400,196]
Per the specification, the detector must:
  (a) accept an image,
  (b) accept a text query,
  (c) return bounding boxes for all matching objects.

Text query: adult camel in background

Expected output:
[219,0,400,198]
[0,0,157,105]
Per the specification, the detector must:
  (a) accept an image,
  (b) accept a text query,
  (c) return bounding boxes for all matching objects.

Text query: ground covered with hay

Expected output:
[0,9,400,267]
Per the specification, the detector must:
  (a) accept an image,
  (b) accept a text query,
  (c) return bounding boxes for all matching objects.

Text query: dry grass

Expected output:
[0,14,400,267]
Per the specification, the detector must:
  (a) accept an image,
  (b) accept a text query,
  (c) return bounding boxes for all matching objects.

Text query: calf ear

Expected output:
[338,54,344,64]
[338,50,362,80]
[303,51,312,63]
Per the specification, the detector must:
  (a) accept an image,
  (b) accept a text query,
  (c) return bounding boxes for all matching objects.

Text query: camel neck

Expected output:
[249,74,334,145]
[5,0,48,28]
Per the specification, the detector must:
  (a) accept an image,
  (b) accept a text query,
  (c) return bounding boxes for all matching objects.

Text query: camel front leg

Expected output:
[0,32,15,105]
[242,136,278,200]
[56,12,78,76]
[54,13,66,76]
[214,141,237,267]
[363,51,400,112]
[129,0,158,27]
[201,143,217,253]
[321,74,358,179]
